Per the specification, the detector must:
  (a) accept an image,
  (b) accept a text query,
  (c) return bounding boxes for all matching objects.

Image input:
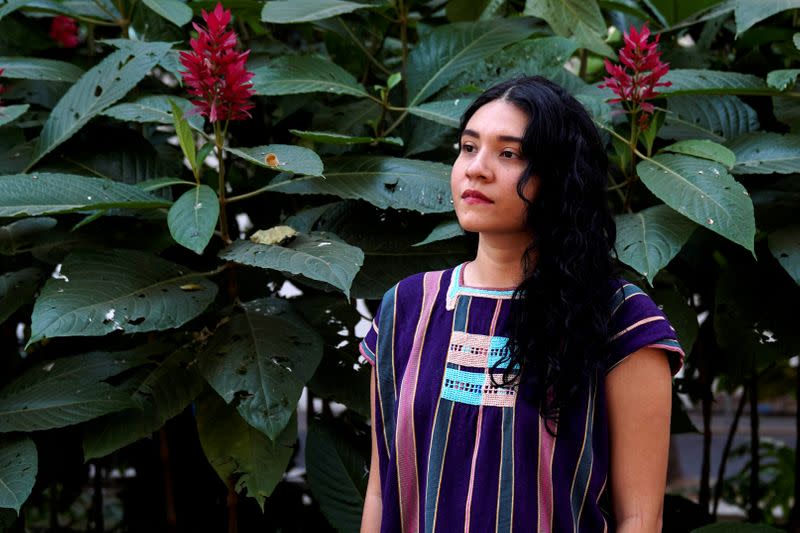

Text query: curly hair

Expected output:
[458,76,617,434]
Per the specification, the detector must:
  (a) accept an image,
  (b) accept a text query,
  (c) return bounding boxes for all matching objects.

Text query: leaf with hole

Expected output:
[28,248,217,344]
[227,144,324,176]
[636,153,755,252]
[220,232,364,298]
[614,205,697,285]
[30,41,172,167]
[168,185,219,255]
[0,436,36,514]
[252,55,368,98]
[197,298,323,440]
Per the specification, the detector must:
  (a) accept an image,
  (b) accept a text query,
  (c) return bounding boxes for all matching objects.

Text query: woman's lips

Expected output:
[462,189,493,204]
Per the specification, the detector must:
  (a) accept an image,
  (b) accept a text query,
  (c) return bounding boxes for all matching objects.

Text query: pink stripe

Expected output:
[537,416,556,533]
[609,315,665,341]
[396,271,442,533]
[463,406,484,531]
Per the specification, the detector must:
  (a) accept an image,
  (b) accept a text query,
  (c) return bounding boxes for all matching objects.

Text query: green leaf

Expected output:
[226,144,324,176]
[651,287,699,356]
[30,41,172,167]
[795,32,800,50]
[733,0,800,37]
[289,130,402,146]
[767,68,800,91]
[252,55,368,98]
[135,177,193,192]
[197,298,323,440]
[768,225,800,284]
[614,205,697,285]
[407,98,473,128]
[0,346,158,432]
[413,219,465,246]
[523,0,613,56]
[196,391,296,509]
[167,185,219,255]
[659,95,759,142]
[636,153,755,252]
[168,99,197,176]
[0,105,29,127]
[142,0,192,26]
[727,132,800,175]
[28,249,217,345]
[406,19,536,106]
[0,217,57,255]
[82,347,204,460]
[102,95,203,131]
[661,69,769,96]
[305,422,367,533]
[0,57,84,82]
[261,0,372,23]
[662,139,736,169]
[220,232,364,298]
[0,173,170,217]
[0,436,36,514]
[0,267,42,324]
[265,156,453,213]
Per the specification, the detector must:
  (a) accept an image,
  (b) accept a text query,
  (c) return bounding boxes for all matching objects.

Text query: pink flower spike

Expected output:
[49,16,79,48]
[178,2,255,123]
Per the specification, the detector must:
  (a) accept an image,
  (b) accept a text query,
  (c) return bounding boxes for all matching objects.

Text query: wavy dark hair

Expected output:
[458,76,616,433]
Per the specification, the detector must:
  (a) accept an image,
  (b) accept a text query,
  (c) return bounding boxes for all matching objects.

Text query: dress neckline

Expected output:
[445,262,517,310]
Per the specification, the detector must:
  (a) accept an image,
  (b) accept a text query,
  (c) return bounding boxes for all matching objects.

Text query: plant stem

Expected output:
[227,477,238,533]
[398,0,409,102]
[215,121,231,244]
[748,371,760,522]
[712,384,748,518]
[338,18,391,76]
[578,49,588,80]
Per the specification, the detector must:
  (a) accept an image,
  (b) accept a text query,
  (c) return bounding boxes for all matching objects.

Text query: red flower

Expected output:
[49,16,79,48]
[599,23,671,128]
[179,3,255,122]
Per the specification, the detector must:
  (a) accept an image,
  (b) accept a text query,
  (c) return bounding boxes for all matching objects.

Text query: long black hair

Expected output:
[458,76,616,432]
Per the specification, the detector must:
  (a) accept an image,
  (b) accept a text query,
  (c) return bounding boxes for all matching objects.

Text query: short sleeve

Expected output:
[606,281,685,376]
[359,301,381,366]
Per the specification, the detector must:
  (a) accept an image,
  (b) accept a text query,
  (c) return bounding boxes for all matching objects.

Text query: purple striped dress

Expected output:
[359,262,683,533]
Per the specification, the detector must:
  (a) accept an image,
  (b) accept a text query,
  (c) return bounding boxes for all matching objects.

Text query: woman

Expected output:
[359,76,683,533]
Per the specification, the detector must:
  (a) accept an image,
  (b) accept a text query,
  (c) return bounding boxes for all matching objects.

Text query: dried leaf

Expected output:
[250,226,298,246]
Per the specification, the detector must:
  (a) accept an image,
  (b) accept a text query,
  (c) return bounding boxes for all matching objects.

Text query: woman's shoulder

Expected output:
[378,265,458,302]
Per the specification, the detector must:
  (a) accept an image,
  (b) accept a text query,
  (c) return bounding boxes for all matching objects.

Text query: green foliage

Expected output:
[0,0,797,529]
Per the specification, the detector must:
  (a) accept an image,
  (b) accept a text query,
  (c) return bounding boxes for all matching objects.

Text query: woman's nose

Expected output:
[465,149,492,181]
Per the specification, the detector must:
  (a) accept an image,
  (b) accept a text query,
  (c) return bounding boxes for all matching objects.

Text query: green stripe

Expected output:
[424,399,454,533]
[570,383,597,530]
[377,285,398,452]
[496,406,515,533]
[453,294,471,331]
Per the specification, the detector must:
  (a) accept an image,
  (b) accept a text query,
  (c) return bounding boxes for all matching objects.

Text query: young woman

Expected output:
[359,76,683,533]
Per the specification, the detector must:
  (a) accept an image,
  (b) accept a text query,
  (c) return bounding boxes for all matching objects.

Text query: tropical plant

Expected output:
[0,0,798,531]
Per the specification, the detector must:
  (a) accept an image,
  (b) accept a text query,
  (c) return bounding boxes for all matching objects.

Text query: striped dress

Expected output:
[359,262,684,533]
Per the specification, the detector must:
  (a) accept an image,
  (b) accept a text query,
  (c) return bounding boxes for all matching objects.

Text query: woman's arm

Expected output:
[606,347,673,533]
[361,366,382,532]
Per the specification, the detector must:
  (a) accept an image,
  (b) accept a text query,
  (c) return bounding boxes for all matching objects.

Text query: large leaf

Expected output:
[766,68,800,91]
[261,0,371,23]
[661,139,736,168]
[220,232,364,298]
[651,286,699,356]
[768,225,800,284]
[102,95,203,131]
[30,41,172,167]
[226,144,324,176]
[196,392,296,509]
[733,0,800,36]
[0,436,36,514]
[0,173,170,217]
[305,422,367,533]
[28,249,217,344]
[0,346,158,432]
[636,153,755,252]
[659,95,759,142]
[142,0,192,26]
[197,298,323,440]
[406,19,536,106]
[661,70,769,96]
[614,205,697,285]
[523,0,613,56]
[0,57,84,82]
[82,347,205,460]
[407,98,473,128]
[265,156,453,213]
[726,132,800,175]
[251,55,368,98]
[413,219,465,247]
[0,267,43,324]
[0,105,29,127]
[289,130,402,147]
[168,185,219,255]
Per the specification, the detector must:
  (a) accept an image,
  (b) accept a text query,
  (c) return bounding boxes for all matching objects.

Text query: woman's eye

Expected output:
[461,144,475,153]
[501,150,517,158]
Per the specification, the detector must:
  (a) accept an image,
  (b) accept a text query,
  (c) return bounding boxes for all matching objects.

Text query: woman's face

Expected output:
[451,99,538,235]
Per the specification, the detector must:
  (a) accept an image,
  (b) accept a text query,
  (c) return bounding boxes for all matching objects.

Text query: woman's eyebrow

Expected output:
[462,129,523,143]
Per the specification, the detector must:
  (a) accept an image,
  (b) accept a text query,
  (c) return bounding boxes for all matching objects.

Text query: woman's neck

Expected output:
[463,232,535,289]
